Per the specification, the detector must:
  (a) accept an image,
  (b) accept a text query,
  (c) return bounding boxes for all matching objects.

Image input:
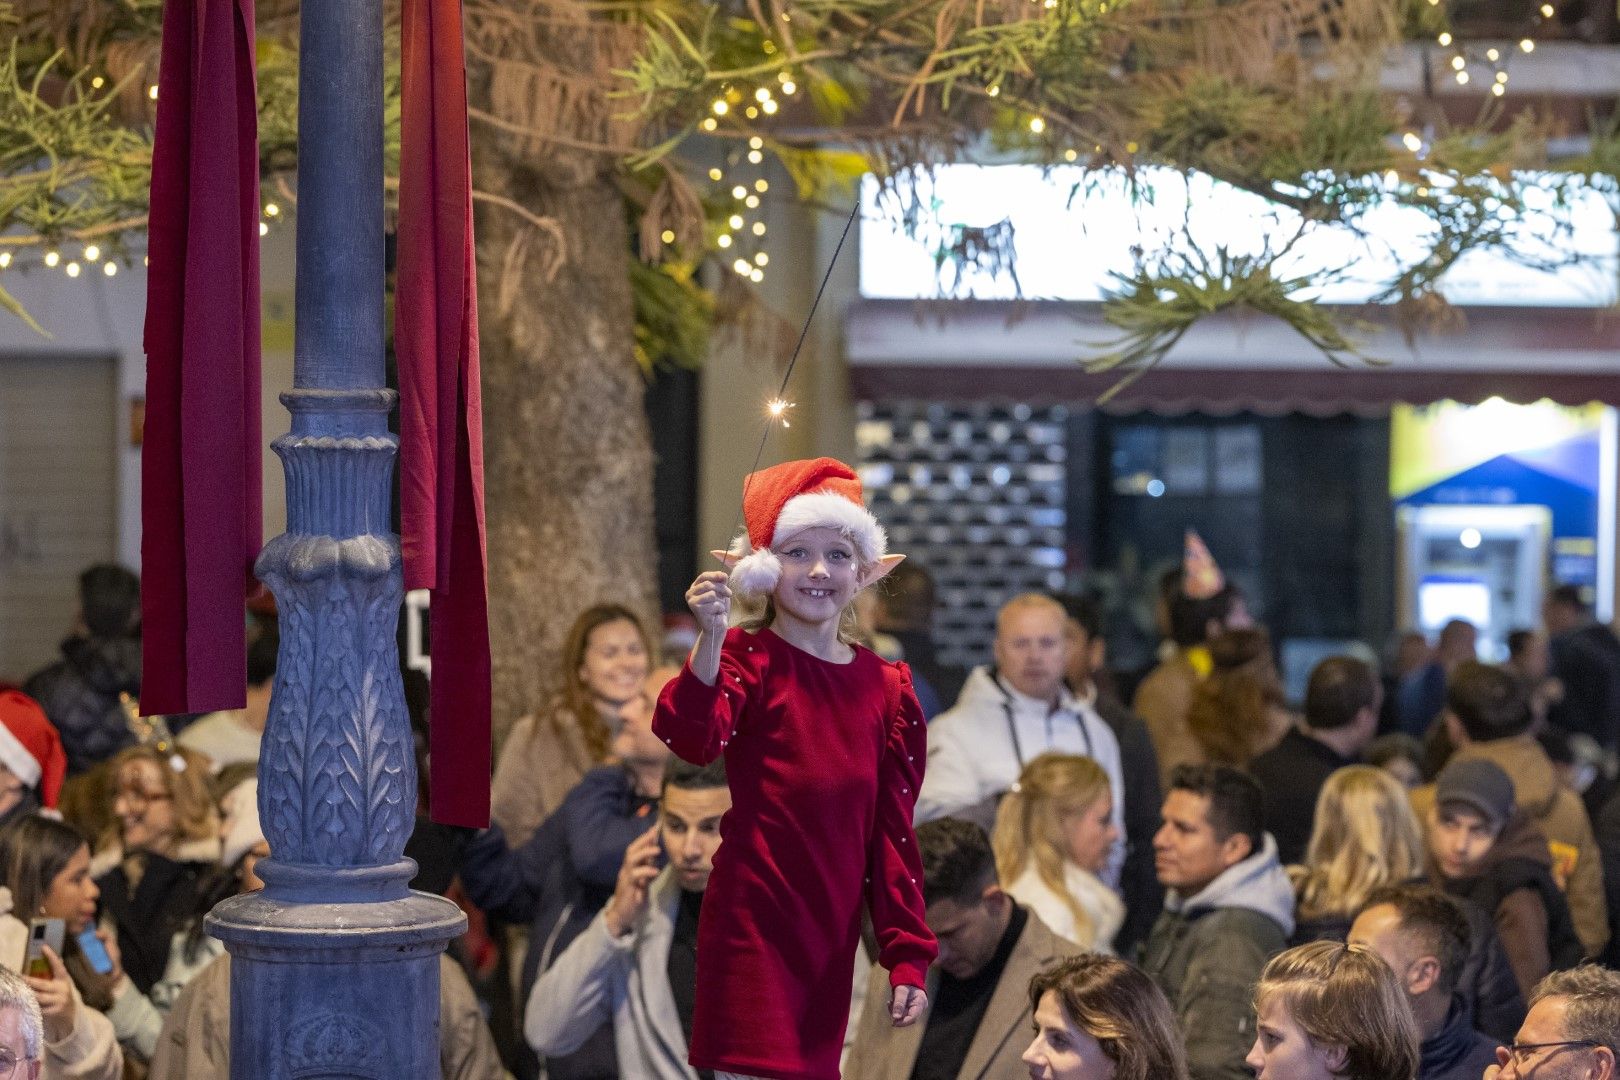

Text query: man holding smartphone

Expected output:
[526,757,731,1080]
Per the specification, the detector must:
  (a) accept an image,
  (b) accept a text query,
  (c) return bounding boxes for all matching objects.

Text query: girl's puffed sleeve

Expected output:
[864,663,939,990]
[652,627,756,765]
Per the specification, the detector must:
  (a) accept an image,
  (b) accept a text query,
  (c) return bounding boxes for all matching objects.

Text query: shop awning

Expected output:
[844,299,1620,414]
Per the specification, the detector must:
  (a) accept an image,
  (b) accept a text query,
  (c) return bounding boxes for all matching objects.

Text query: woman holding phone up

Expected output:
[0,815,122,1080]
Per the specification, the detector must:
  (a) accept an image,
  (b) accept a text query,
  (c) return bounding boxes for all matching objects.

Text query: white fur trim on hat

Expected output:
[0,723,41,789]
[769,491,887,563]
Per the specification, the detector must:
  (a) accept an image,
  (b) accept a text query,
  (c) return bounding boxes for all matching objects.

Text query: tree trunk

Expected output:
[472,134,659,742]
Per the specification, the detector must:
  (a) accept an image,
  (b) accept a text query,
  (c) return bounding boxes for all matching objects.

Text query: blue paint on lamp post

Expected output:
[205,0,466,1071]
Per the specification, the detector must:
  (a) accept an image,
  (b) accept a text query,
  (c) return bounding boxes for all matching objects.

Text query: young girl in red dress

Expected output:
[654,457,937,1080]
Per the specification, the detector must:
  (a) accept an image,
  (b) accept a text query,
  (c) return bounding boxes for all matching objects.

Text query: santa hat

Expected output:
[220,777,265,868]
[0,691,66,809]
[723,457,887,595]
[1182,530,1226,601]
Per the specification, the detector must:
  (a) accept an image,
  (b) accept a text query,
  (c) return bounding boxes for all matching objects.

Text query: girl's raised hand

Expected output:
[686,571,732,637]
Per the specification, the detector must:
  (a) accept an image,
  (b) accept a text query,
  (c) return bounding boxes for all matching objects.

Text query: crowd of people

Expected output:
[1,529,1618,1080]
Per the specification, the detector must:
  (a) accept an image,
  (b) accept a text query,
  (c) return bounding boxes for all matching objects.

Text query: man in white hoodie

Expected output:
[916,594,1125,882]
[1141,764,1294,1080]
[525,756,731,1079]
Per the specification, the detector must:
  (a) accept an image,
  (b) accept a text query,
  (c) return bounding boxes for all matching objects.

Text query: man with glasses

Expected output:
[0,965,42,1079]
[1488,966,1619,1079]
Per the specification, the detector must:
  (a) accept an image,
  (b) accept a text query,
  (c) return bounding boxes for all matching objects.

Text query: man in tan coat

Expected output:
[1412,662,1609,959]
[845,819,1082,1080]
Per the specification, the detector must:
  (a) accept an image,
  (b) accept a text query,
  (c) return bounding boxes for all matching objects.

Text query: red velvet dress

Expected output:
[654,626,937,1080]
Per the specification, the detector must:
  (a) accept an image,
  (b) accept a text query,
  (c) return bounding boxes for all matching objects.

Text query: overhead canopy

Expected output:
[844,299,1620,415]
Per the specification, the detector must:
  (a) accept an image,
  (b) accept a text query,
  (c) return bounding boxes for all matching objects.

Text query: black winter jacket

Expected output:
[23,635,140,774]
[460,765,657,1080]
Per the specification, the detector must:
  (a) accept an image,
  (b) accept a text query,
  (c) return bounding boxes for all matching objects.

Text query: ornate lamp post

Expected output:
[206,0,466,1070]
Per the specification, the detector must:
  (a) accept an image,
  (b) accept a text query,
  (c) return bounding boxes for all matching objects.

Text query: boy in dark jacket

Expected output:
[1424,758,1584,1001]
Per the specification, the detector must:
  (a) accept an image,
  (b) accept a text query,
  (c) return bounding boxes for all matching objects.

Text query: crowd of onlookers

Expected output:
[0,557,1617,1080]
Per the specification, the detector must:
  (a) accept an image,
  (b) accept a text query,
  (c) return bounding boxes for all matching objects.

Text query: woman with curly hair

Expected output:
[1186,627,1292,768]
[490,604,653,848]
[1247,941,1419,1080]
[1022,953,1189,1080]
[993,753,1123,953]
[92,743,219,1000]
[1288,765,1427,944]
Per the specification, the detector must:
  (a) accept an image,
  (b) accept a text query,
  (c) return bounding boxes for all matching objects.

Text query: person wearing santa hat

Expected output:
[0,690,68,829]
[654,457,937,1080]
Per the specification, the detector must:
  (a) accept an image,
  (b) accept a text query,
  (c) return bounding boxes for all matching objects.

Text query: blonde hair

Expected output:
[103,744,219,851]
[1255,942,1420,1080]
[992,753,1111,948]
[1291,766,1425,923]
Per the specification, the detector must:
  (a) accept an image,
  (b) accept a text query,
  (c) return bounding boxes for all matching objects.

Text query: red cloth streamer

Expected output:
[398,0,492,827]
[141,0,262,716]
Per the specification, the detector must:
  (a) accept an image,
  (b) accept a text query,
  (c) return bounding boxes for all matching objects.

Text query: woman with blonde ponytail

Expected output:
[993,753,1124,953]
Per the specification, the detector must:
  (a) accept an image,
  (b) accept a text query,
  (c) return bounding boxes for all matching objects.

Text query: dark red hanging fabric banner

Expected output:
[141,0,262,716]
[398,0,492,827]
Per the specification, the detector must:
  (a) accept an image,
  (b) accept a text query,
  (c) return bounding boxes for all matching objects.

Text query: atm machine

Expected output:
[1396,504,1551,661]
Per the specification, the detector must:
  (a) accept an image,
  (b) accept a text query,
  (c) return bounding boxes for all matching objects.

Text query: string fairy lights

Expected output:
[697,96,782,285]
[0,201,286,280]
[1431,0,1554,97]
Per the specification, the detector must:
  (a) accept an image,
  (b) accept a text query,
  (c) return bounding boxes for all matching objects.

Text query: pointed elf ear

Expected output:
[860,553,906,588]
[711,549,742,568]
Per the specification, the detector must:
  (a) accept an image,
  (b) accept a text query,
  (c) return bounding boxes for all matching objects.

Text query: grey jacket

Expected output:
[1141,835,1295,1080]
[525,867,698,1080]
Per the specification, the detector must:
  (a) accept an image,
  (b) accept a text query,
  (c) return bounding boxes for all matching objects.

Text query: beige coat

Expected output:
[146,952,506,1080]
[1135,652,1205,789]
[1412,734,1609,959]
[489,707,604,849]
[843,910,1080,1080]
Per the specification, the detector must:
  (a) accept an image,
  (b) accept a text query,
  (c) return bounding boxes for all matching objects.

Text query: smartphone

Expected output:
[75,927,113,976]
[24,918,64,980]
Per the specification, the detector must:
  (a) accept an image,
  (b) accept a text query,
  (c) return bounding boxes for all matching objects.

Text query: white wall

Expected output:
[0,228,298,578]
